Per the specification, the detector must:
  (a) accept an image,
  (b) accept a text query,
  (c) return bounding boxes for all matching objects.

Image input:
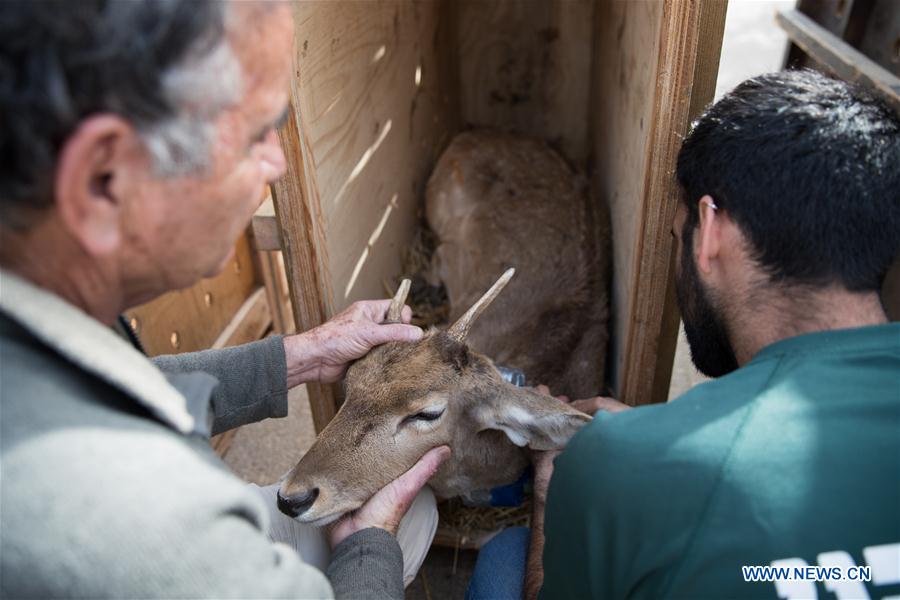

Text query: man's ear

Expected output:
[54,114,137,256]
[696,194,722,274]
[470,387,591,451]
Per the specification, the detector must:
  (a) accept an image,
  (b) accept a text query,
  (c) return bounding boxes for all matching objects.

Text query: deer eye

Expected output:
[403,409,445,424]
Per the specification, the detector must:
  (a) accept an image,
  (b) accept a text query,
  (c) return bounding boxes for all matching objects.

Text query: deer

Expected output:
[277,271,591,526]
[424,129,610,399]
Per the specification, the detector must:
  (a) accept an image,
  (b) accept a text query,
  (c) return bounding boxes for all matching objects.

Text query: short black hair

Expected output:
[677,69,900,292]
[0,0,224,229]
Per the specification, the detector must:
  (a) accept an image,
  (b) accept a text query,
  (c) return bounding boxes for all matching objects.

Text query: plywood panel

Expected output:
[589,0,665,395]
[289,0,458,312]
[456,0,595,167]
[592,0,726,404]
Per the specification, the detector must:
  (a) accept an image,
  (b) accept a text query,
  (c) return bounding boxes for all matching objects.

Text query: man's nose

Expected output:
[276,487,319,518]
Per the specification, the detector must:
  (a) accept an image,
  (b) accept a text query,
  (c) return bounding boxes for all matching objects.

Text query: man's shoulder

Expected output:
[560,367,768,484]
[1,312,141,432]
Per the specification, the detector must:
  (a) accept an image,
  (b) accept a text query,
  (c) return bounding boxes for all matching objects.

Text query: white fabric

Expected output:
[250,483,438,587]
[0,269,195,433]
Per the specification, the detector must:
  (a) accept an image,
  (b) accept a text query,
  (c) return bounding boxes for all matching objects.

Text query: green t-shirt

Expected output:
[542,324,900,599]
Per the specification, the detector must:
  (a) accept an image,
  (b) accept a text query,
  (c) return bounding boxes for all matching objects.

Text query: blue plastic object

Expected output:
[496,365,526,387]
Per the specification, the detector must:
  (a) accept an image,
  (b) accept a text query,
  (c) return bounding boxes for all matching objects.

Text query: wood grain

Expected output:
[211,287,272,349]
[456,0,595,167]
[250,196,281,252]
[289,1,458,311]
[271,91,339,432]
[777,8,900,113]
[272,0,727,415]
[621,0,728,407]
[589,0,664,395]
[275,1,459,431]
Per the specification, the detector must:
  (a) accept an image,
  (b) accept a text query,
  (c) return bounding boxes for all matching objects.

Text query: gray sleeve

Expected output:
[326,528,405,600]
[152,336,288,435]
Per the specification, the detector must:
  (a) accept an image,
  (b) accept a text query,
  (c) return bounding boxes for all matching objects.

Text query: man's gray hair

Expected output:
[0,0,243,230]
[143,39,241,177]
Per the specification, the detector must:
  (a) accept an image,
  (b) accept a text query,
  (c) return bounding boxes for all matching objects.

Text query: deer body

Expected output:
[426,129,610,398]
[278,131,609,525]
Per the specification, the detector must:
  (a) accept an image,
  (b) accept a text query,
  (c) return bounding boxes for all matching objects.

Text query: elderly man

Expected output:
[466,70,900,599]
[0,1,447,598]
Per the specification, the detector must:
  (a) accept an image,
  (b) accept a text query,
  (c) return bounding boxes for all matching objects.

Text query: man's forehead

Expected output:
[226,3,293,121]
[227,1,294,85]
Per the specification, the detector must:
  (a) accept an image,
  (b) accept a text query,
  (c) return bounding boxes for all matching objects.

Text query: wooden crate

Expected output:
[271,0,728,431]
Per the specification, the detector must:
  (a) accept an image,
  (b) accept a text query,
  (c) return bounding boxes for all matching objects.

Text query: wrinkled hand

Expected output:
[327,446,451,548]
[283,300,423,386]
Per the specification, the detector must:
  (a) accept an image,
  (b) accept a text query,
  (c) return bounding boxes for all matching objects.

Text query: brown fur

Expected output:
[426,129,611,398]
[279,330,589,525]
[279,130,608,524]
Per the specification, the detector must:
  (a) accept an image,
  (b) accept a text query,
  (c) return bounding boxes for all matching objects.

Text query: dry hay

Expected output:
[385,223,449,328]
[434,498,532,551]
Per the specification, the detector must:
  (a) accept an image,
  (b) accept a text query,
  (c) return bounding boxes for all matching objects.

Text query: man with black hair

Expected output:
[535,70,900,599]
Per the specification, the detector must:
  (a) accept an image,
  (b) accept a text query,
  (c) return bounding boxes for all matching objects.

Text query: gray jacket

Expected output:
[0,271,404,599]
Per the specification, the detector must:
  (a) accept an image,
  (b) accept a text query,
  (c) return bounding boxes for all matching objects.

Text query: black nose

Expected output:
[277,488,319,518]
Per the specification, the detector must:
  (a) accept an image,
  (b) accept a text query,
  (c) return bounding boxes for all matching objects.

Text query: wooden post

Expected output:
[777,8,900,113]
[270,93,339,433]
[618,0,728,406]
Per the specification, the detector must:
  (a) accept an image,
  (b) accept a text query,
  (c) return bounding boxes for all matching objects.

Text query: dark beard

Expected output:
[675,234,739,378]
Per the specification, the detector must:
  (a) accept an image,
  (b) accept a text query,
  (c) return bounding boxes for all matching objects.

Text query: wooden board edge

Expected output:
[619,0,727,406]
[272,90,338,432]
[776,8,900,114]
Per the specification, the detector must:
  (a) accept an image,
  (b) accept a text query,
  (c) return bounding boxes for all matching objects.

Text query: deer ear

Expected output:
[472,388,591,451]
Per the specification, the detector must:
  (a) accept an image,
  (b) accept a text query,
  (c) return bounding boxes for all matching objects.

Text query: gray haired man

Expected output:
[0,1,447,597]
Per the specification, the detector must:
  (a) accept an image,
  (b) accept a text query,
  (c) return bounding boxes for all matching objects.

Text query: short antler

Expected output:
[385,278,412,323]
[447,268,515,342]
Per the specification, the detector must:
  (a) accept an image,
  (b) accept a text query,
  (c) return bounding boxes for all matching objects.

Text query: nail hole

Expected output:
[170,331,180,349]
[129,317,140,333]
[204,292,214,307]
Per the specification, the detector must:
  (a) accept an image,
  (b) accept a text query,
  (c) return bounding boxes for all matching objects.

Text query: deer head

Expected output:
[277,269,590,526]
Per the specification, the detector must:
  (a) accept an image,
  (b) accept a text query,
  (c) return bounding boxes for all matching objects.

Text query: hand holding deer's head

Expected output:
[277,269,590,526]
